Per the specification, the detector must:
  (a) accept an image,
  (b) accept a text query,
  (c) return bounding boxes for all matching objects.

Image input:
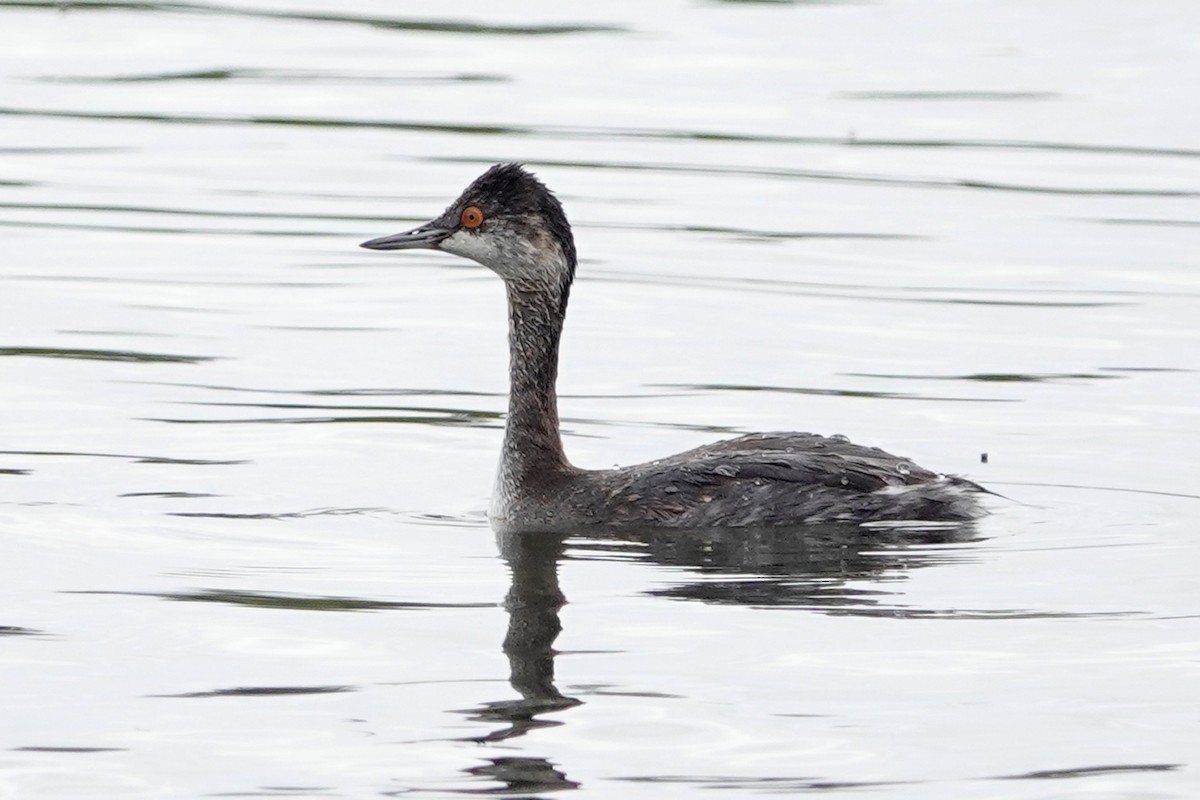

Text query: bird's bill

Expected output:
[360,222,453,251]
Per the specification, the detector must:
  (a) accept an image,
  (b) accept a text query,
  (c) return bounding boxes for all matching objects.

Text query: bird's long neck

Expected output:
[497,280,572,497]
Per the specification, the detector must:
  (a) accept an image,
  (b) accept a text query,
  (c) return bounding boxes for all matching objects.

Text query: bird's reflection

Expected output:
[460,532,580,747]
[458,522,977,792]
[592,522,980,609]
[462,756,579,794]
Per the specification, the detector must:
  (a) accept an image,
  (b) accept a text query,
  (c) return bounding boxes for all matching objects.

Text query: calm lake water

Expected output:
[3,0,1199,797]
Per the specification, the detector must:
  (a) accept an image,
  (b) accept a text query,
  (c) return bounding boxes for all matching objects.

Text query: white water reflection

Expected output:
[2,0,1199,797]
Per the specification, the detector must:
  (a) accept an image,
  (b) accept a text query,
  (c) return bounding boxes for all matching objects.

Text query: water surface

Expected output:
[2,0,1199,797]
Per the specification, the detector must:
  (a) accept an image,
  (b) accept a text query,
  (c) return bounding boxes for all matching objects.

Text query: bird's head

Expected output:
[361,163,576,296]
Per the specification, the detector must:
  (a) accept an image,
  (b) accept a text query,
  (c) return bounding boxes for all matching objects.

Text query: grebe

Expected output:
[362,164,984,531]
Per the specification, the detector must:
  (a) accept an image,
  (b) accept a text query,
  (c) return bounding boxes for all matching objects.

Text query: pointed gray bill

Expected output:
[360,222,453,251]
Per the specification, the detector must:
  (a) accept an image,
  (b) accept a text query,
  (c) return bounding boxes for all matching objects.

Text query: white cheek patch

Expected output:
[440,229,494,265]
[439,227,564,291]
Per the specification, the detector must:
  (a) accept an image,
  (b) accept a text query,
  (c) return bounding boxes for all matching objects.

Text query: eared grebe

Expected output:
[362,164,984,531]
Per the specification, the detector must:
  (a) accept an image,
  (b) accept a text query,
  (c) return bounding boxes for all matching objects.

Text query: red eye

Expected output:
[461,206,484,229]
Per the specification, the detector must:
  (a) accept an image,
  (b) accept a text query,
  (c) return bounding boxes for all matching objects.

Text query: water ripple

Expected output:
[0,2,625,35]
[125,380,500,398]
[591,270,1146,305]
[616,775,906,791]
[0,218,340,237]
[34,68,509,84]
[146,406,505,429]
[501,156,1200,198]
[11,746,127,753]
[838,90,1062,101]
[1093,217,1200,228]
[146,401,743,435]
[991,481,1200,502]
[72,588,494,612]
[0,346,215,363]
[0,449,245,465]
[994,763,1181,781]
[0,625,44,636]
[150,685,355,699]
[845,371,1124,384]
[168,506,394,520]
[0,200,402,223]
[656,382,1012,403]
[3,106,1198,164]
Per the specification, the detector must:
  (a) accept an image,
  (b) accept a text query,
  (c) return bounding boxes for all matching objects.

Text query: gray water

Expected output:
[3,0,1199,797]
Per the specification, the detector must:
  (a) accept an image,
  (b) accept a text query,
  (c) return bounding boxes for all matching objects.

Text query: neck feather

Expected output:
[500,277,571,488]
